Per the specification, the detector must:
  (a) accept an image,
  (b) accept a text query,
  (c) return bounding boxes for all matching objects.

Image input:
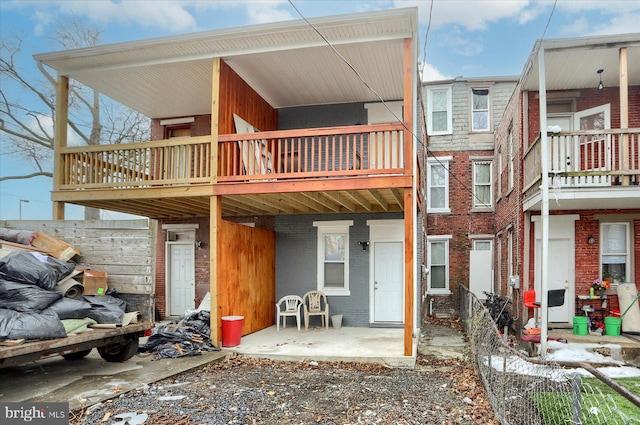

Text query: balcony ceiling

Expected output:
[521,33,640,91]
[34,8,417,119]
[56,187,407,219]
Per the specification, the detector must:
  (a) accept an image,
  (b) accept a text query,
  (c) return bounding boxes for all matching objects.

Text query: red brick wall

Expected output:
[528,210,640,317]
[154,217,211,318]
[150,114,212,140]
[526,85,640,142]
[427,150,495,316]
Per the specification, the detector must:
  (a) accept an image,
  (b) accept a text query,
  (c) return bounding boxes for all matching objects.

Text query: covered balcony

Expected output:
[523,128,640,211]
[55,122,411,218]
[520,34,640,211]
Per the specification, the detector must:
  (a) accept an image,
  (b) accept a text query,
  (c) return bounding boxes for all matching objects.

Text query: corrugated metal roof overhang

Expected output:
[34,8,418,118]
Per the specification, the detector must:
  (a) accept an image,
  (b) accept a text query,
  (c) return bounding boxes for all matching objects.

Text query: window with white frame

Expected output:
[600,222,630,284]
[313,220,353,296]
[473,239,492,251]
[427,157,451,212]
[507,227,514,280]
[427,86,452,135]
[428,236,450,294]
[508,126,514,191]
[471,88,490,132]
[496,146,502,200]
[473,160,492,208]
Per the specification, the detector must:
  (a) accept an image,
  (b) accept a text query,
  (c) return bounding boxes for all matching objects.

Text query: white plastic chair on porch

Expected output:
[276,295,303,331]
[302,290,329,330]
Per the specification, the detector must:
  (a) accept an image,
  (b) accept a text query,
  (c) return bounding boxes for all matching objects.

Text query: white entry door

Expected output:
[373,241,403,322]
[168,243,195,316]
[533,216,577,323]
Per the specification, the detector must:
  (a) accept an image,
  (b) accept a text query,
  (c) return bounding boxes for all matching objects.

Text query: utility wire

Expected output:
[286,0,503,212]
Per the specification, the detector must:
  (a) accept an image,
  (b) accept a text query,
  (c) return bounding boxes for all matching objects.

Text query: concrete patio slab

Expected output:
[230,325,418,368]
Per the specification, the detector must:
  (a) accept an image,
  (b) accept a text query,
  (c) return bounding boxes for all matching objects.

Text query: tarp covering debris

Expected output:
[139,310,220,359]
[0,250,75,290]
[0,229,129,341]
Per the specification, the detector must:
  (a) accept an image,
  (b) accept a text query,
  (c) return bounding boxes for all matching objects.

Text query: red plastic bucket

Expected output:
[221,316,244,347]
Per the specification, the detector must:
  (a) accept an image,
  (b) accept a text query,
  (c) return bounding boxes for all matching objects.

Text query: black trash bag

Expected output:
[83,295,126,324]
[0,251,75,290]
[139,309,219,358]
[49,296,92,320]
[0,279,62,313]
[0,307,66,340]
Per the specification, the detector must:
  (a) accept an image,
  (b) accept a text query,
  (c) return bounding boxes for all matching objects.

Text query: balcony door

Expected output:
[575,104,611,175]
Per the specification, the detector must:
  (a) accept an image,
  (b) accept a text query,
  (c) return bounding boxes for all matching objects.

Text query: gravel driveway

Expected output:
[70,320,496,425]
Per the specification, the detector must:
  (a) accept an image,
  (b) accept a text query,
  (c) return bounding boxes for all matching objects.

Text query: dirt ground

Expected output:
[70,319,497,425]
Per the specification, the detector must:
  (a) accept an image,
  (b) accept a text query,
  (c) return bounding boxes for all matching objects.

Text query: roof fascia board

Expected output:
[34,7,417,65]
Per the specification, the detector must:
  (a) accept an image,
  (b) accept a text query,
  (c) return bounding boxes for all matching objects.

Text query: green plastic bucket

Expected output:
[604,316,621,336]
[573,316,588,335]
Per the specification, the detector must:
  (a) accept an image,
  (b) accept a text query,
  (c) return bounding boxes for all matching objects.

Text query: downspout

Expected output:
[538,47,550,356]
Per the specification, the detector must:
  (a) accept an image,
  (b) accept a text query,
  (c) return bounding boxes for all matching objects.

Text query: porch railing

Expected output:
[523,128,640,192]
[58,124,405,190]
[217,123,404,182]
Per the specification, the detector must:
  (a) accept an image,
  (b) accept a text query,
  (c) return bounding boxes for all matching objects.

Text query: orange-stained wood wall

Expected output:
[218,220,276,336]
[217,60,278,135]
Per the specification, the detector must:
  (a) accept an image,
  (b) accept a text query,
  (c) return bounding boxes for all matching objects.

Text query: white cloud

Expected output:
[419,62,450,82]
[55,0,198,32]
[398,0,533,31]
[244,0,295,25]
[585,12,640,37]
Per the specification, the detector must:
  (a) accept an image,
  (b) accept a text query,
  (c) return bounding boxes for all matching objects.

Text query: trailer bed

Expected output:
[0,322,152,368]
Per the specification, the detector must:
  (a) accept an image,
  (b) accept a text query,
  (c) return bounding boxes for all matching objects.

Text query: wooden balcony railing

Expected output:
[58,124,405,190]
[218,123,404,182]
[523,128,640,193]
[60,136,212,189]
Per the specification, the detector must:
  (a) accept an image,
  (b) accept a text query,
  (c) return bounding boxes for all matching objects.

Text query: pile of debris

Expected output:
[0,229,129,344]
[139,310,220,359]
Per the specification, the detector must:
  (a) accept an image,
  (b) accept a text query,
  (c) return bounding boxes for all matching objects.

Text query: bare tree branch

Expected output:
[0,19,150,220]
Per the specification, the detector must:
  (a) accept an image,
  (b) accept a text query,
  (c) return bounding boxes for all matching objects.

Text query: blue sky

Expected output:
[1,0,639,220]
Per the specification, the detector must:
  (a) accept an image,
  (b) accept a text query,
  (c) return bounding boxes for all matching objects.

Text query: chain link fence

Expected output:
[459,286,640,425]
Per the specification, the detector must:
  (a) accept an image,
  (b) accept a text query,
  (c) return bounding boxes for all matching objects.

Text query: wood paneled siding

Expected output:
[218,220,276,337]
[218,60,278,135]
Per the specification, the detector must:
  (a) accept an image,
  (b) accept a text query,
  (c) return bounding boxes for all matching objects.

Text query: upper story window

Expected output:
[426,86,452,135]
[508,126,514,191]
[313,220,353,296]
[427,157,451,213]
[473,160,492,209]
[496,146,503,201]
[471,88,490,132]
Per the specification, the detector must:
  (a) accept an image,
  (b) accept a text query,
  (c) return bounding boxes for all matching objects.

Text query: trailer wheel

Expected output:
[97,338,139,362]
[61,349,93,360]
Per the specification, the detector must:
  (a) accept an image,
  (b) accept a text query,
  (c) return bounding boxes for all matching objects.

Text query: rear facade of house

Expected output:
[495,34,640,330]
[36,8,422,354]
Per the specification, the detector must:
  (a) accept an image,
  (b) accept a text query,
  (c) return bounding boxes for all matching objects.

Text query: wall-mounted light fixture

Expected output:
[597,69,604,91]
[587,235,595,245]
[358,241,369,251]
[195,240,203,248]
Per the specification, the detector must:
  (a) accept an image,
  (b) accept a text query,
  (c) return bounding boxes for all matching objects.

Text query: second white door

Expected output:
[168,243,195,316]
[373,241,403,322]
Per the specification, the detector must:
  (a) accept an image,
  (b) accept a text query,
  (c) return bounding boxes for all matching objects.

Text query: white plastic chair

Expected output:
[303,291,329,330]
[276,295,303,331]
